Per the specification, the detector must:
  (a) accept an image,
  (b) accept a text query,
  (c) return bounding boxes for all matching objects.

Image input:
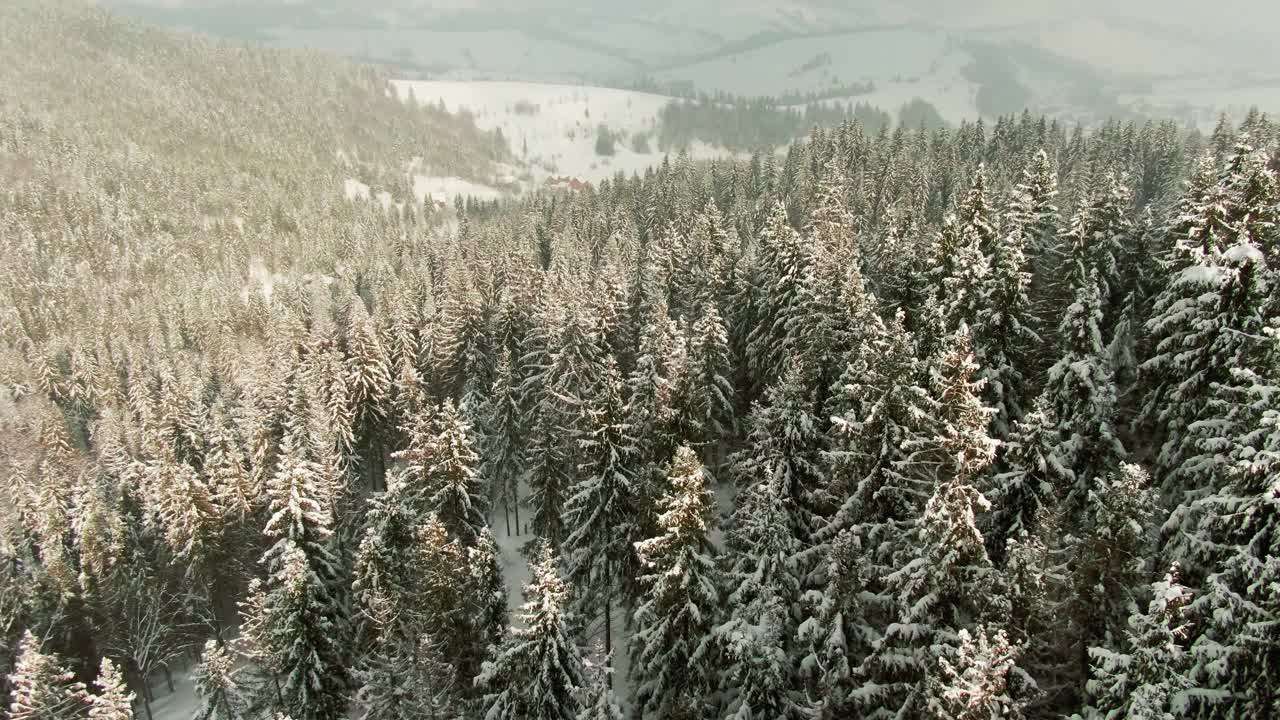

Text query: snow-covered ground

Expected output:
[391,80,743,188]
[145,668,198,720]
[412,175,504,206]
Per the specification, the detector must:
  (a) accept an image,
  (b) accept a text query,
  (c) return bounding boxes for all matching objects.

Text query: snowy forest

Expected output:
[3,2,1280,720]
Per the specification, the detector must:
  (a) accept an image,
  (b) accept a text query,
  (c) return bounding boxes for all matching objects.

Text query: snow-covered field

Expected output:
[392,80,744,188]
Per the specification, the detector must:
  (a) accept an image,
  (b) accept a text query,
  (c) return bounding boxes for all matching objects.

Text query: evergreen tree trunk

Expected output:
[604,584,613,690]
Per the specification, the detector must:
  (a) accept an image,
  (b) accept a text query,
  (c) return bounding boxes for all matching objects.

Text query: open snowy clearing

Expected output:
[391,80,746,188]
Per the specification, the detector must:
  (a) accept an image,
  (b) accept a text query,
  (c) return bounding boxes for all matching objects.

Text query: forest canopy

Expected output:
[1,3,1279,720]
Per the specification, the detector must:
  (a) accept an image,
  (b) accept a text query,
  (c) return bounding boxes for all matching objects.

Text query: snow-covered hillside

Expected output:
[392,80,743,188]
[653,27,953,99]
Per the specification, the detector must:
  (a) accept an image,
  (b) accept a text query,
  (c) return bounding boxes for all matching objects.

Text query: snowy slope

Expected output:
[653,28,954,98]
[271,28,634,82]
[392,80,743,187]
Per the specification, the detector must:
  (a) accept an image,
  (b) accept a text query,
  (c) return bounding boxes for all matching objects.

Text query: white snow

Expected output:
[1223,242,1264,265]
[343,178,371,201]
[392,80,745,188]
[413,175,504,206]
[147,668,199,720]
[1175,264,1226,287]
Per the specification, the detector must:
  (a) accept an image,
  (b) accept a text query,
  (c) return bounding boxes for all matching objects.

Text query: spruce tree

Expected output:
[193,640,247,720]
[479,352,525,536]
[88,659,133,720]
[423,399,489,547]
[575,660,623,720]
[1178,335,1280,716]
[717,479,810,720]
[630,447,722,720]
[730,359,827,546]
[258,426,351,720]
[1042,272,1126,523]
[682,302,736,474]
[1086,566,1194,720]
[6,632,87,720]
[852,327,1018,719]
[1061,463,1156,706]
[745,203,810,392]
[355,634,456,720]
[975,201,1041,440]
[562,356,639,650]
[476,547,585,720]
[927,628,1026,720]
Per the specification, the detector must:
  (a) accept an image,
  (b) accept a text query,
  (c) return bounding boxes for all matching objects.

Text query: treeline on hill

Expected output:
[3,4,1280,720]
[0,0,505,220]
[657,95,894,152]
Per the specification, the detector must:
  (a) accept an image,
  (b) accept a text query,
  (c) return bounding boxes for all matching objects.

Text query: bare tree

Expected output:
[99,572,208,720]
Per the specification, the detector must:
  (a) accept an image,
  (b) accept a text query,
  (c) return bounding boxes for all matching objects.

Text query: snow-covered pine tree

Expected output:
[984,397,1069,566]
[1041,271,1127,524]
[1138,153,1234,489]
[476,546,585,720]
[355,633,457,720]
[623,291,680,540]
[681,302,736,474]
[799,231,880,415]
[745,203,810,394]
[192,640,247,720]
[851,463,1013,717]
[687,198,734,309]
[479,352,525,536]
[1000,528,1062,715]
[204,408,255,524]
[6,631,87,720]
[1178,334,1280,716]
[422,399,489,546]
[259,425,351,720]
[87,658,133,720]
[1086,566,1194,720]
[867,206,930,325]
[928,325,999,487]
[974,197,1041,441]
[630,447,722,720]
[562,355,639,648]
[716,478,810,720]
[465,528,509,672]
[851,326,1017,719]
[730,359,827,546]
[528,304,606,549]
[1160,231,1273,581]
[939,211,991,336]
[1072,172,1133,333]
[1009,149,1061,270]
[344,297,393,491]
[824,310,933,528]
[794,527,876,719]
[575,658,623,720]
[926,628,1026,720]
[445,282,497,406]
[1060,463,1155,706]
